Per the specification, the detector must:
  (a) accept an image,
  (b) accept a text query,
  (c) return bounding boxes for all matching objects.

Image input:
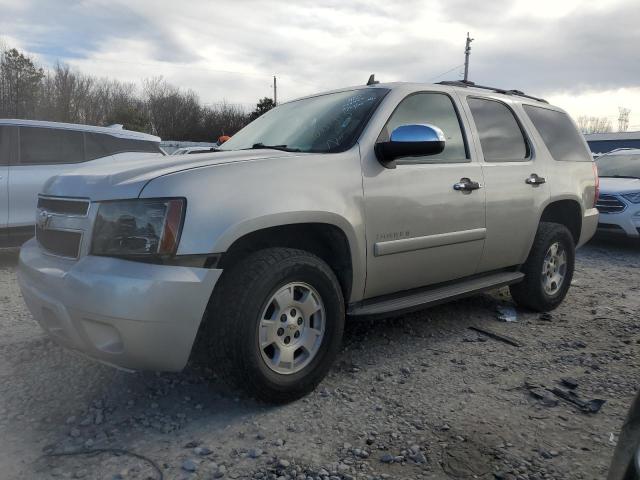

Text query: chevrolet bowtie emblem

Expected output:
[37,210,53,230]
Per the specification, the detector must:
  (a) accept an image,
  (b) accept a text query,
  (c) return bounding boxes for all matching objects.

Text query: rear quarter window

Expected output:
[85,133,161,161]
[523,105,592,162]
[0,126,9,166]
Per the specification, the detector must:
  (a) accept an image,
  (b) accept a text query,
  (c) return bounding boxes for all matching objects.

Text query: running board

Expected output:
[348,271,524,317]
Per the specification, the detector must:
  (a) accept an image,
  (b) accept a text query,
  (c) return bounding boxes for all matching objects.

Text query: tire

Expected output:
[509,222,575,312]
[204,247,345,403]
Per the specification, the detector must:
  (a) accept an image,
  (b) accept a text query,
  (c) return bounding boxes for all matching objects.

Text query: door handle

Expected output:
[453,178,481,192]
[525,173,546,186]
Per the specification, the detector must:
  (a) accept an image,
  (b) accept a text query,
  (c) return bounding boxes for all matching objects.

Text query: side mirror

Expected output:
[375,124,446,168]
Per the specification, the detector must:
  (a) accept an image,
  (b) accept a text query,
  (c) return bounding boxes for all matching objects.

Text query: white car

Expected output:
[0,119,162,247]
[595,148,640,238]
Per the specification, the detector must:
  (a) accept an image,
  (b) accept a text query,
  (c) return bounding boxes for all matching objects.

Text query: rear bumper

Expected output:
[18,239,222,371]
[578,207,600,247]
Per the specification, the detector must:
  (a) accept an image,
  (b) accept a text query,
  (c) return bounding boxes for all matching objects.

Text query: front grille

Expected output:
[596,194,626,214]
[597,223,626,233]
[37,197,89,216]
[36,227,82,258]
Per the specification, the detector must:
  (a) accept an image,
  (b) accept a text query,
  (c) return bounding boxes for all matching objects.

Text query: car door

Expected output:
[8,126,85,244]
[0,126,9,246]
[458,94,550,272]
[362,91,486,299]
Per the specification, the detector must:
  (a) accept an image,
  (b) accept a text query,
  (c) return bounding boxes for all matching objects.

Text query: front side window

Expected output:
[219,88,389,153]
[378,92,468,163]
[20,127,84,164]
[523,105,592,162]
[467,98,529,162]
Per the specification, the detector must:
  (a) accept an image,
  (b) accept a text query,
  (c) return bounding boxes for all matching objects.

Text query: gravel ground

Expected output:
[0,237,638,480]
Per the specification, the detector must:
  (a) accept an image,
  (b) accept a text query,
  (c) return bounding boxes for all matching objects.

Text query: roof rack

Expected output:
[437,80,548,104]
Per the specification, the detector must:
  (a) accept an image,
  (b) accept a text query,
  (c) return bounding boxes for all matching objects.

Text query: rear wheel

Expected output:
[510,222,575,312]
[206,247,345,403]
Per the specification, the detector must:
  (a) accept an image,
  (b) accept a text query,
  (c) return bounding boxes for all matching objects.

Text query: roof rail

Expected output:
[437,80,548,104]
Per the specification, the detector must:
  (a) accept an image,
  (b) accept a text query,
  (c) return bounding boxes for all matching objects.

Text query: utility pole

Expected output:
[273,76,277,106]
[618,106,630,132]
[463,32,474,82]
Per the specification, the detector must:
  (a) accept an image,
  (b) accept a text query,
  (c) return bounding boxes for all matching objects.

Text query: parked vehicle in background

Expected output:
[595,149,640,239]
[18,80,598,402]
[171,146,220,155]
[585,131,640,156]
[0,119,162,247]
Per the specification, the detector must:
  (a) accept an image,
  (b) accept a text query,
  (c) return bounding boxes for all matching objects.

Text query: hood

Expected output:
[43,149,294,200]
[599,177,640,195]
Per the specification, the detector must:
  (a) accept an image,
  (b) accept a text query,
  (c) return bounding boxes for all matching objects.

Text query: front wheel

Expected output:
[206,248,345,403]
[510,222,575,312]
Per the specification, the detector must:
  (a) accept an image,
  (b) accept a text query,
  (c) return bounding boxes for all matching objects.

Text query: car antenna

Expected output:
[367,74,379,86]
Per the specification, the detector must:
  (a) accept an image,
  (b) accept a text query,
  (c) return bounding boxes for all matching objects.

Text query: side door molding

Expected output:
[374,227,487,256]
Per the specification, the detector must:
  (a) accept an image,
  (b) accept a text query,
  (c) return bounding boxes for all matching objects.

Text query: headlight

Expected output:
[91,198,185,257]
[622,191,640,204]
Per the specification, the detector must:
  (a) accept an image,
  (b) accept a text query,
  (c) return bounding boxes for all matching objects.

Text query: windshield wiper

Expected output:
[246,143,302,153]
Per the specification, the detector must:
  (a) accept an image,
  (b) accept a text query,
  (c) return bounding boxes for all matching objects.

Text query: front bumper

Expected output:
[596,205,640,238]
[18,239,222,371]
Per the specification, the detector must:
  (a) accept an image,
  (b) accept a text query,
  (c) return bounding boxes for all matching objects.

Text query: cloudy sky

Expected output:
[1,0,639,129]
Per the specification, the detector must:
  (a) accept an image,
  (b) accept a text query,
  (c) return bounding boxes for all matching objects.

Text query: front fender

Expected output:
[139,150,368,300]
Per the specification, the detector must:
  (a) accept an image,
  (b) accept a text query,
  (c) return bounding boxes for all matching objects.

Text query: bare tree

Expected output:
[577,115,613,134]
[200,101,248,140]
[0,44,251,139]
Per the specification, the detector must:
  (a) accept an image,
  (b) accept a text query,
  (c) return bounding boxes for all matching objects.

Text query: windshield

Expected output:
[597,153,640,178]
[219,88,389,153]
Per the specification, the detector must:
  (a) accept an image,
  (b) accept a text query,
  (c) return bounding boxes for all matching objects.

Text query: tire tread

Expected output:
[509,222,575,312]
[203,247,343,403]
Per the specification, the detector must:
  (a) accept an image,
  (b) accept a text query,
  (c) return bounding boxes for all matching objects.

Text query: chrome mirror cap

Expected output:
[375,123,446,168]
[390,124,445,143]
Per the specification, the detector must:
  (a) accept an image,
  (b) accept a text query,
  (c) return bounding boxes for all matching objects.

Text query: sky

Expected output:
[1,0,639,129]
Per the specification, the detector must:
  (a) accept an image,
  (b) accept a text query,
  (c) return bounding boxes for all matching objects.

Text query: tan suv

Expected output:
[18,79,599,402]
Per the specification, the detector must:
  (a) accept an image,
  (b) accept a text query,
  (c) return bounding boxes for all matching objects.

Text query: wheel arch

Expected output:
[538,197,583,245]
[215,214,360,303]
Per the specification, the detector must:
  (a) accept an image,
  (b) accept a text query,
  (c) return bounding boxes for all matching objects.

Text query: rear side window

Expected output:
[379,92,468,163]
[85,133,161,161]
[523,105,592,162]
[19,127,84,164]
[467,98,529,162]
[0,126,9,166]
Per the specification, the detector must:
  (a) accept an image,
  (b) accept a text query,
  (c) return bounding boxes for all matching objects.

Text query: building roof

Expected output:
[584,131,640,141]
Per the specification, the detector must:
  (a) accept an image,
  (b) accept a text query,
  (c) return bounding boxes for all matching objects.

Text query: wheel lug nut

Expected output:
[284,336,291,345]
[290,309,297,317]
[297,317,303,325]
[277,328,284,336]
[280,314,287,322]
[294,331,300,338]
